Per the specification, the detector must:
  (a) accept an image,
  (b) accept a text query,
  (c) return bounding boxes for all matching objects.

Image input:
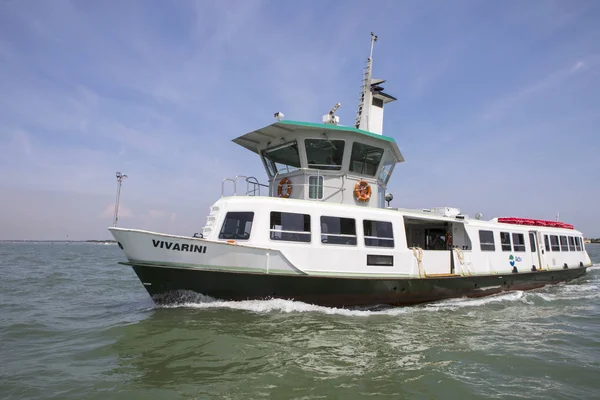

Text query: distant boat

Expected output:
[109,33,592,307]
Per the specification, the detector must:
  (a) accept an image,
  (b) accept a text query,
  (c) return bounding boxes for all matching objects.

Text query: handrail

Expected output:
[221,178,236,197]
[224,168,348,201]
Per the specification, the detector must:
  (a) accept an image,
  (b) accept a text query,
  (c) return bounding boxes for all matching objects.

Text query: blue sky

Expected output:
[1,0,599,240]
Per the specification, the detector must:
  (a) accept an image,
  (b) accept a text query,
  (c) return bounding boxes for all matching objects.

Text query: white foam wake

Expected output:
[160,295,416,317]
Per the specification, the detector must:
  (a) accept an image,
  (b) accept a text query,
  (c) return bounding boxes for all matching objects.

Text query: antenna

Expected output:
[369,32,378,60]
[113,172,128,227]
[354,33,377,129]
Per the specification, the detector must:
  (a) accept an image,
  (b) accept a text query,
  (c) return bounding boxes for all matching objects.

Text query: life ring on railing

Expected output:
[277,177,292,198]
[354,180,372,202]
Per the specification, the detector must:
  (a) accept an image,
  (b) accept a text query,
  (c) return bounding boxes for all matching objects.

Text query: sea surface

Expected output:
[1,243,599,399]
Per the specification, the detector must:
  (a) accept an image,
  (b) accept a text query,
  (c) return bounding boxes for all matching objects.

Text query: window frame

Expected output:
[363,220,394,248]
[320,216,357,246]
[550,235,560,252]
[218,212,255,241]
[262,140,301,174]
[479,230,496,251]
[512,233,526,252]
[568,236,575,252]
[269,211,311,243]
[544,235,550,252]
[529,232,537,252]
[308,175,324,200]
[304,138,345,171]
[349,142,384,176]
[500,232,512,252]
[559,235,568,252]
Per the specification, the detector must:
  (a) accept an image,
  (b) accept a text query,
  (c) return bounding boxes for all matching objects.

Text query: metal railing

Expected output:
[221,175,269,197]
[221,168,347,202]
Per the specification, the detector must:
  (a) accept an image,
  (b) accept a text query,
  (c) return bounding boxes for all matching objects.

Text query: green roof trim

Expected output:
[279,120,397,144]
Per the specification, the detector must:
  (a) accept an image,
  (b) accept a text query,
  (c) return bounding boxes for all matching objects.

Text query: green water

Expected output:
[1,243,599,399]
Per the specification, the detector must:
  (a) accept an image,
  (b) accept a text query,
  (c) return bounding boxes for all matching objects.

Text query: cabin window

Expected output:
[550,235,560,251]
[575,237,582,251]
[378,158,395,185]
[321,216,357,245]
[219,212,254,240]
[544,235,550,252]
[349,142,384,176]
[367,254,393,266]
[364,220,394,248]
[269,212,310,243]
[308,176,324,200]
[559,236,568,252]
[479,230,495,251]
[500,232,512,251]
[568,236,575,251]
[512,233,526,252]
[262,141,301,174]
[305,139,344,170]
[529,233,536,252]
[372,97,384,108]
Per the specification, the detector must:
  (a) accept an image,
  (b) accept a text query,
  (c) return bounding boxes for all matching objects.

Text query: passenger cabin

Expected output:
[232,121,404,208]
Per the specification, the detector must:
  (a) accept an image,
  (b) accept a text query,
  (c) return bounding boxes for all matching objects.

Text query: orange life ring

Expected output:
[354,180,372,202]
[277,177,292,198]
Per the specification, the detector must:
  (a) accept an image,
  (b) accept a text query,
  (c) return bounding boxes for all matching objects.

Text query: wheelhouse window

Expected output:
[349,142,384,176]
[305,139,344,170]
[321,216,357,245]
[544,235,550,252]
[575,237,582,251]
[219,212,254,240]
[500,232,512,251]
[269,212,310,243]
[529,232,536,252]
[559,236,568,252]
[512,233,526,252]
[568,236,575,251]
[262,141,301,175]
[308,176,323,200]
[479,230,495,251]
[377,158,395,185]
[364,220,394,248]
[550,235,560,251]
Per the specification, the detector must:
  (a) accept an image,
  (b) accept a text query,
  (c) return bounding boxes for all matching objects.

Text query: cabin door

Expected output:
[531,231,545,271]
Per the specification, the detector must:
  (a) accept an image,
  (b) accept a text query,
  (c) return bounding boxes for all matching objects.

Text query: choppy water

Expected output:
[1,243,599,399]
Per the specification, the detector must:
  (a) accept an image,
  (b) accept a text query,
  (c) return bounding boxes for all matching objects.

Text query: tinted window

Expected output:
[270,212,310,243]
[575,237,582,251]
[305,139,345,170]
[500,232,511,251]
[219,212,254,240]
[550,235,560,251]
[262,141,300,174]
[568,236,575,251]
[479,230,495,251]
[529,232,536,252]
[544,235,550,251]
[512,233,526,252]
[321,216,357,245]
[367,254,393,266]
[308,176,323,200]
[349,142,384,176]
[559,236,568,252]
[378,159,395,185]
[364,220,394,248]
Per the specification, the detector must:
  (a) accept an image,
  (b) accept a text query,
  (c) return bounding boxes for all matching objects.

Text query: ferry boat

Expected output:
[109,34,592,307]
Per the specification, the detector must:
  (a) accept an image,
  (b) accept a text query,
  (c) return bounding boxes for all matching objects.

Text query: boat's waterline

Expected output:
[126,260,587,307]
